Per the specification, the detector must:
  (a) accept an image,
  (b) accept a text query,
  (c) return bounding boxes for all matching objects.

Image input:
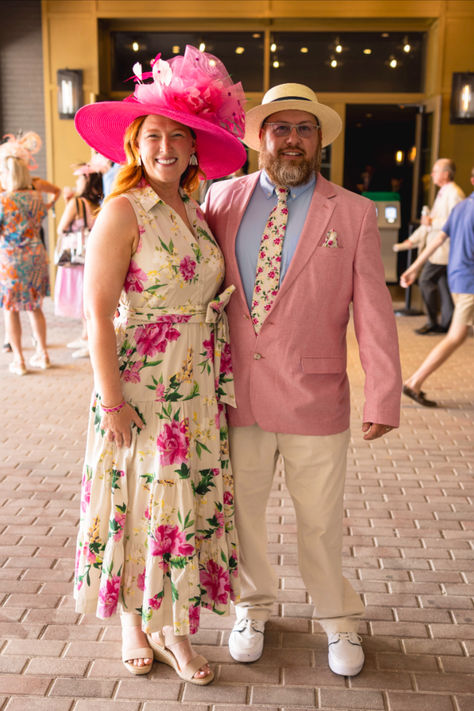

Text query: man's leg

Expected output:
[418,261,443,328]
[279,429,365,676]
[228,425,279,661]
[278,429,364,631]
[437,267,454,331]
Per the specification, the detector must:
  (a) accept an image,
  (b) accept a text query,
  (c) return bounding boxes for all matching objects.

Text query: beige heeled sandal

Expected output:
[121,613,153,676]
[147,630,214,685]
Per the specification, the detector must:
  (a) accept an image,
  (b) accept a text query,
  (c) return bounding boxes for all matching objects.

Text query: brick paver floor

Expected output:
[0,298,473,711]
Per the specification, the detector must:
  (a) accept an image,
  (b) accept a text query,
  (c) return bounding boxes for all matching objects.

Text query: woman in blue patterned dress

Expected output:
[0,154,50,375]
[73,46,246,682]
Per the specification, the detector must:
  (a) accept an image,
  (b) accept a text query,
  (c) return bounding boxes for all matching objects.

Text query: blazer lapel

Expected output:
[276,175,337,300]
[224,173,261,314]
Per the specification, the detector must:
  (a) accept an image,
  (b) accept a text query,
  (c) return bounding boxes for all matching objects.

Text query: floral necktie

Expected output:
[251,186,289,333]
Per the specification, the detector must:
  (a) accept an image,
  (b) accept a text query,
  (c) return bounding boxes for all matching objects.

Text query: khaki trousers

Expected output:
[229,425,365,634]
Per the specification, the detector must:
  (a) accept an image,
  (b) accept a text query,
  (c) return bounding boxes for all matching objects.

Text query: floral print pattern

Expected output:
[0,190,49,310]
[322,228,339,248]
[251,186,289,332]
[74,185,239,635]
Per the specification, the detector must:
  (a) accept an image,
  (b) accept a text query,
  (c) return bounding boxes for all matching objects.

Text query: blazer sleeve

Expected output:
[351,200,402,427]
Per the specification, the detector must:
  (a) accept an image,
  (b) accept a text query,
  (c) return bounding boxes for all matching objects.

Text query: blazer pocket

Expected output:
[315,247,343,257]
[301,356,345,374]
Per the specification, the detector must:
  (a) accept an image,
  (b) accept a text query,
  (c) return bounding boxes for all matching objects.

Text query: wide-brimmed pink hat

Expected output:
[75,45,247,179]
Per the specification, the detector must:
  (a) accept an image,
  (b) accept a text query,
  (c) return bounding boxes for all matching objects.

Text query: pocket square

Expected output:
[322,229,340,248]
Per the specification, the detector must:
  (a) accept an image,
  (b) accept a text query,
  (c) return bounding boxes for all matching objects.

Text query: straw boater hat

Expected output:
[75,45,247,180]
[244,83,342,150]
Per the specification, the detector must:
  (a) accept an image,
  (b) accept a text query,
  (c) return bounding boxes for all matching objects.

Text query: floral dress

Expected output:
[0,190,48,310]
[74,184,239,635]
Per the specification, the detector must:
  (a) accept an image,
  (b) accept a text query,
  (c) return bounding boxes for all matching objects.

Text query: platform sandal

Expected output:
[121,613,153,675]
[147,629,214,685]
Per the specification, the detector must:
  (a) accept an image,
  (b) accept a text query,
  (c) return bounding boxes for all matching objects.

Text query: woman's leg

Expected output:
[27,307,48,355]
[4,308,24,365]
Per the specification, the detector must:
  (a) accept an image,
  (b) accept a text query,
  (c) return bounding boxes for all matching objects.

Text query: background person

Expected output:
[204,83,402,678]
[55,160,105,358]
[400,167,474,406]
[0,132,59,352]
[0,153,50,374]
[73,45,246,681]
[394,159,464,334]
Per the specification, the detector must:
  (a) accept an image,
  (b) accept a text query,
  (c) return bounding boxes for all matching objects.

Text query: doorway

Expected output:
[344,104,418,241]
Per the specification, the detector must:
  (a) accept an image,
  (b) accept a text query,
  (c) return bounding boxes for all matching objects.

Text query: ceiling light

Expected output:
[172,45,180,54]
[235,46,245,54]
[132,41,139,52]
[389,56,398,69]
[335,43,343,54]
[395,150,404,164]
[252,33,261,38]
[300,46,309,54]
[330,58,338,68]
[270,42,277,52]
[382,32,389,38]
[199,42,206,52]
[363,48,372,55]
[273,60,280,68]
[402,36,411,53]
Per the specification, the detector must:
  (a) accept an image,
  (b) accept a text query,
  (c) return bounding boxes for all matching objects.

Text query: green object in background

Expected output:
[362,192,401,201]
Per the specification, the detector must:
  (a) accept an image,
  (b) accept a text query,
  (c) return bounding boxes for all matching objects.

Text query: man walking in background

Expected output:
[394,158,464,334]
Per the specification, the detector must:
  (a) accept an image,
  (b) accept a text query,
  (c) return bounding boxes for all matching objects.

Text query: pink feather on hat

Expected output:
[75,45,247,180]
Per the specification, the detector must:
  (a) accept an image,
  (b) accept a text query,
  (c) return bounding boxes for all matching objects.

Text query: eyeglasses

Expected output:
[264,122,320,138]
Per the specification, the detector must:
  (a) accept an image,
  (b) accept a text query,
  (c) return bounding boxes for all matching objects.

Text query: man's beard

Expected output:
[259,145,321,187]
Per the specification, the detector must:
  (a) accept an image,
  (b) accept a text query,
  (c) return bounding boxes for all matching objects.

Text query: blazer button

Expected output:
[253,353,263,360]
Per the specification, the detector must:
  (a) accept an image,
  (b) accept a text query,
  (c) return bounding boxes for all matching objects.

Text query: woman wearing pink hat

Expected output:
[73,45,246,682]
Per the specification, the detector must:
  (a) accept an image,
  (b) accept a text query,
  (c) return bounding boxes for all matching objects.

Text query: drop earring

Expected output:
[189,153,198,166]
[137,155,142,167]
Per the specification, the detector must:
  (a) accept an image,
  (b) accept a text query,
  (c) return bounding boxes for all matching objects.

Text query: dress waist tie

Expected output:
[117,285,236,408]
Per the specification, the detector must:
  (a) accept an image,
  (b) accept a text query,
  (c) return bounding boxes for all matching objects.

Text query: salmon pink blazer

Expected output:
[204,172,402,435]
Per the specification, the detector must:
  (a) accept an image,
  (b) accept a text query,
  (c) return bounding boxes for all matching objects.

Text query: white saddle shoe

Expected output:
[228,618,265,663]
[328,632,364,676]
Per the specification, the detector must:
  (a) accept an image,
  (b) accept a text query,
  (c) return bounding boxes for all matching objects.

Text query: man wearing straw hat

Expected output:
[204,84,402,677]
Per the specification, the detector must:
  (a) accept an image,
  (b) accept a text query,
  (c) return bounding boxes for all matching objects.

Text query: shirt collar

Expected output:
[134,183,192,213]
[260,169,316,200]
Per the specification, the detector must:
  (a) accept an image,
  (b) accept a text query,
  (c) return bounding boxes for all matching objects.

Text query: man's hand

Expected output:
[400,266,419,288]
[362,422,395,441]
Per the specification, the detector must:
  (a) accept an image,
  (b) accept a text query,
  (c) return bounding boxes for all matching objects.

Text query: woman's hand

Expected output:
[102,403,145,448]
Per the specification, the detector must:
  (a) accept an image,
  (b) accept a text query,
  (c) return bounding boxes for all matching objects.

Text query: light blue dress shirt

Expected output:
[235,170,316,310]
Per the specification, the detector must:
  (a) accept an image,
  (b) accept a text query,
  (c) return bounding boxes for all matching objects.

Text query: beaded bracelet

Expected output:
[100,398,126,414]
